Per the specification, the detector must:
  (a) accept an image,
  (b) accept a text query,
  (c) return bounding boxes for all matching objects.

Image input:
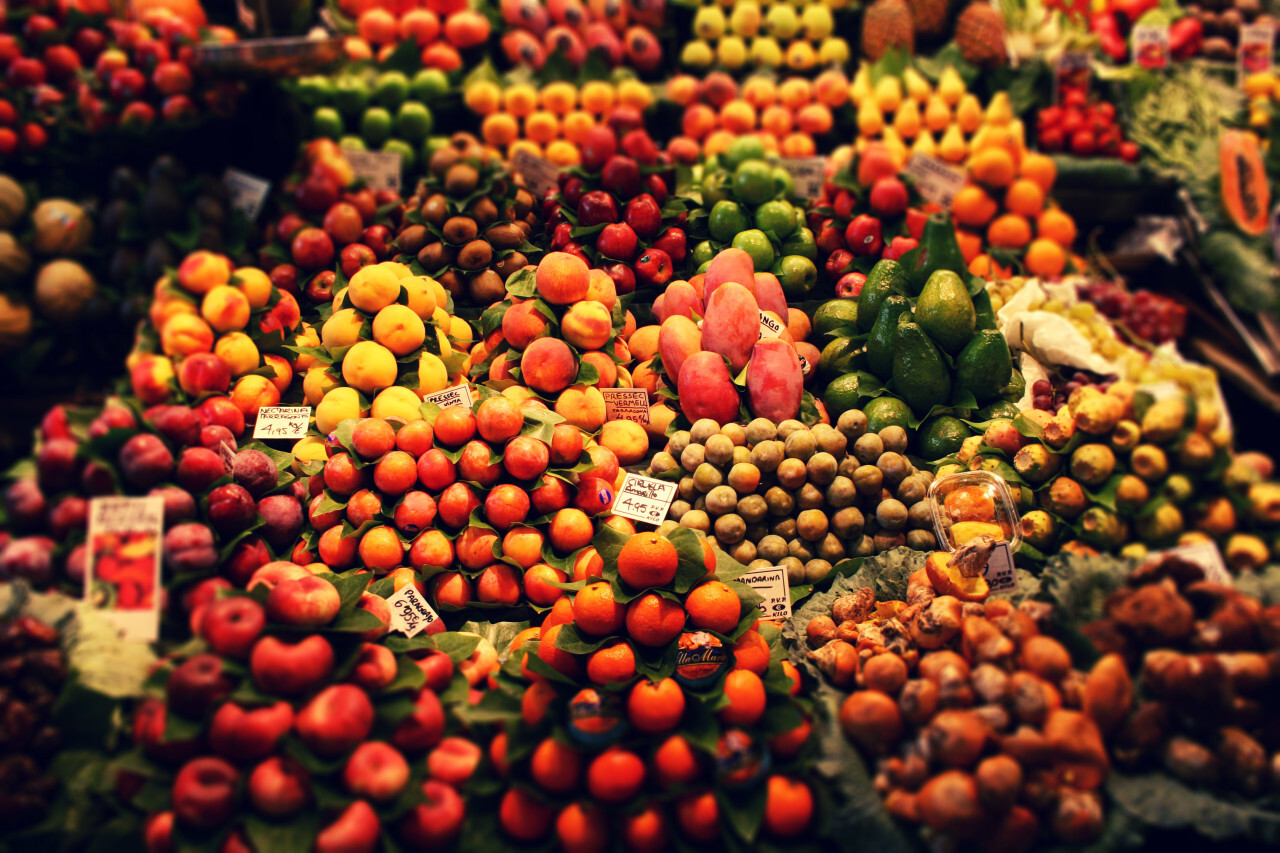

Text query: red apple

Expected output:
[426,736,482,786]
[144,811,174,853]
[576,190,618,227]
[248,756,310,817]
[603,262,636,295]
[250,634,335,696]
[397,780,466,847]
[652,227,686,263]
[600,155,641,199]
[172,757,239,829]
[315,800,380,853]
[209,701,293,762]
[845,215,883,257]
[360,225,393,259]
[343,741,410,801]
[633,248,673,288]
[265,574,341,628]
[292,226,336,270]
[322,201,364,246]
[882,235,918,261]
[869,177,909,218]
[295,684,375,758]
[597,222,638,262]
[580,125,617,172]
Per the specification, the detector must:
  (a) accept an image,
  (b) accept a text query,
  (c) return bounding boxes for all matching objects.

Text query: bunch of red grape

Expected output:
[1079,281,1187,345]
[1031,371,1117,411]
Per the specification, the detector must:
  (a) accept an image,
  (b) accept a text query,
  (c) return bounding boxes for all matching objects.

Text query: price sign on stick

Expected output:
[388,585,440,638]
[253,406,312,439]
[612,474,678,525]
[601,388,650,424]
[983,542,1017,593]
[423,384,475,410]
[341,147,402,192]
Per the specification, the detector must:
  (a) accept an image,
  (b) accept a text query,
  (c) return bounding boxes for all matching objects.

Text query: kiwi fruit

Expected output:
[443,216,478,244]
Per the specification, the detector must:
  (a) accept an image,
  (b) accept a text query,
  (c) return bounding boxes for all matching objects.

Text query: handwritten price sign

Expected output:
[904,155,966,209]
[511,149,560,198]
[253,406,312,440]
[387,585,440,638]
[601,388,650,424]
[424,384,475,410]
[738,567,792,619]
[758,310,784,340]
[611,473,678,525]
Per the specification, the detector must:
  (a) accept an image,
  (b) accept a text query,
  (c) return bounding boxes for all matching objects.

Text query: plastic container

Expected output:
[926,470,1022,553]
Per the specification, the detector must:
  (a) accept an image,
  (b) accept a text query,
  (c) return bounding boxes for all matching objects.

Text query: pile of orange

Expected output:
[665,70,850,162]
[339,0,491,68]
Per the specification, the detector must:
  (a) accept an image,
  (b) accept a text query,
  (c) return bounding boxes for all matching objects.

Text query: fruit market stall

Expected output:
[2,0,1280,850]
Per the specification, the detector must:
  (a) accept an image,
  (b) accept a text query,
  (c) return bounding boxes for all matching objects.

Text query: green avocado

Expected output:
[855,259,907,332]
[892,321,952,414]
[812,299,859,340]
[865,295,912,380]
[916,269,976,355]
[955,329,1014,403]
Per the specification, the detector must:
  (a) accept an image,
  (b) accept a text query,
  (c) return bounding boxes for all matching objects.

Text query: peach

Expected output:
[372,304,426,356]
[303,366,338,405]
[631,360,659,400]
[623,310,636,337]
[322,308,364,352]
[262,353,293,393]
[348,263,402,313]
[581,350,617,388]
[703,247,756,301]
[430,571,473,608]
[678,352,740,425]
[476,564,522,605]
[416,352,449,397]
[521,337,577,394]
[215,331,260,376]
[702,281,760,372]
[787,307,811,342]
[646,403,676,442]
[372,386,424,422]
[233,267,273,309]
[342,341,399,394]
[746,338,803,423]
[523,564,567,606]
[201,285,251,333]
[402,275,439,319]
[502,301,548,351]
[178,353,231,396]
[177,250,233,295]
[456,526,500,570]
[586,269,618,309]
[657,280,703,322]
[561,300,614,351]
[230,375,281,423]
[551,423,584,466]
[484,483,531,530]
[161,313,215,356]
[131,355,176,405]
[535,251,590,305]
[752,272,788,319]
[658,314,703,382]
[554,384,607,432]
[628,325,660,362]
[599,419,649,466]
[531,474,572,515]
[477,396,524,443]
[316,386,364,434]
[291,324,321,372]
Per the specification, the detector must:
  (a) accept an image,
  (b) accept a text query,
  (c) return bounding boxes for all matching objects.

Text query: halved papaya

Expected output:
[1220,129,1270,237]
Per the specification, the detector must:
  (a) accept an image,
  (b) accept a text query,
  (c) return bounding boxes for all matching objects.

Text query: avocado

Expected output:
[863,395,912,432]
[892,321,952,414]
[919,415,972,460]
[865,294,912,380]
[909,213,970,294]
[916,269,976,355]
[973,288,998,331]
[822,373,862,418]
[977,400,1021,421]
[955,329,1014,403]
[141,180,183,230]
[818,336,859,381]
[812,299,859,339]
[855,259,907,332]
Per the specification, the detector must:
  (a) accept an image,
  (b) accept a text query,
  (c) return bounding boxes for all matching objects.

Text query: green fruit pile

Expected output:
[648,413,939,587]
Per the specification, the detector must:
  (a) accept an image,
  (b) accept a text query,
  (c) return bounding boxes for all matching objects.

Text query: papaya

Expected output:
[1220,129,1269,237]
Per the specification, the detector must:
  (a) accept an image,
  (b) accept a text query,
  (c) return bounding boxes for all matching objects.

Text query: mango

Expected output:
[678,352,741,425]
[658,280,704,322]
[752,272,789,319]
[746,338,803,423]
[702,281,760,372]
[703,247,757,302]
[659,315,703,382]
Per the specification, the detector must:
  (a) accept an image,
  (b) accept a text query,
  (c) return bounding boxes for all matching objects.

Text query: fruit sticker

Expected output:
[1153,541,1232,585]
[612,474,677,525]
[222,168,270,221]
[1240,23,1276,79]
[904,155,966,209]
[340,147,402,192]
[758,310,784,339]
[252,405,312,439]
[1132,24,1170,70]
[737,566,792,619]
[387,584,440,638]
[86,496,165,641]
[601,388,651,424]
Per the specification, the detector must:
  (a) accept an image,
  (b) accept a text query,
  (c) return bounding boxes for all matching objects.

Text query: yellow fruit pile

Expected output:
[465,78,654,165]
[681,0,851,73]
[1244,70,1280,135]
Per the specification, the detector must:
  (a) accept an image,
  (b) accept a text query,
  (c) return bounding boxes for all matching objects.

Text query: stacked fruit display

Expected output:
[682,0,851,72]
[665,70,849,160]
[481,526,818,847]
[294,68,446,178]
[649,413,940,578]
[0,6,240,153]
[334,0,491,68]
[394,131,540,306]
[0,611,66,833]
[495,0,665,74]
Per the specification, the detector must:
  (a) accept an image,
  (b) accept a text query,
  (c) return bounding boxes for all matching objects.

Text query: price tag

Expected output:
[1132,24,1170,70]
[86,496,165,642]
[387,585,440,638]
[1240,23,1276,80]
[776,157,826,201]
[1054,51,1091,104]
[341,147,402,192]
[983,541,1017,593]
[600,388,650,424]
[758,310,784,340]
[218,441,236,475]
[611,473,678,525]
[904,155,966,209]
[1159,541,1232,585]
[223,168,270,221]
[423,383,475,410]
[511,148,560,199]
[738,566,792,619]
[253,406,312,439]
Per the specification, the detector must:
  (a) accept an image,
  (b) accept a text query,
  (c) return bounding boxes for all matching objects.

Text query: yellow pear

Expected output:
[903,66,932,102]
[956,94,983,134]
[911,131,937,159]
[939,123,967,162]
[938,66,966,106]
[850,64,872,105]
[893,98,922,138]
[881,127,908,167]
[857,98,885,137]
[924,94,951,133]
[985,91,1013,126]
[874,75,903,114]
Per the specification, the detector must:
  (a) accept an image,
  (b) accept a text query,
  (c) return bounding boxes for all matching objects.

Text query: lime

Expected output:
[410,68,449,102]
[723,136,766,171]
[818,336,857,380]
[697,259,713,275]
[754,199,796,239]
[333,76,369,117]
[295,75,332,107]
[374,70,410,109]
[382,138,416,174]
[863,396,913,433]
[731,229,775,272]
[919,415,972,460]
[708,200,751,243]
[701,172,732,207]
[339,135,366,151]
[812,299,860,339]
[395,101,433,142]
[977,400,1021,421]
[360,107,394,147]
[733,159,776,206]
[772,166,795,200]
[780,225,817,261]
[312,106,344,140]
[691,239,717,268]
[822,373,862,418]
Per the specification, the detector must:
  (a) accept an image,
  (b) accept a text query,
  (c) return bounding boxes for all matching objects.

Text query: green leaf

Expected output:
[244,813,320,853]
[554,623,612,655]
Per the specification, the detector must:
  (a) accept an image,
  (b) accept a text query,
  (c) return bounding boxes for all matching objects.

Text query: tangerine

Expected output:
[627,677,685,733]
[574,581,626,637]
[617,533,679,589]
[625,593,686,647]
[685,580,741,634]
[718,669,766,726]
[556,802,609,853]
[731,630,771,675]
[530,736,583,793]
[536,623,581,680]
[586,747,645,804]
[652,734,702,787]
[586,639,637,685]
[499,788,554,842]
[763,775,814,837]
[674,791,720,843]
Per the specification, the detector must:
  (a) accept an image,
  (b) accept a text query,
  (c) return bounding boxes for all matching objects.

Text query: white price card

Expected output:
[341,147,402,192]
[983,541,1017,593]
[904,155,966,209]
[511,148,561,198]
[423,383,475,410]
[776,157,826,201]
[223,168,271,221]
[601,388,651,424]
[86,496,165,642]
[387,585,440,638]
[1240,23,1276,79]
[1158,541,1232,585]
[738,566,792,619]
[611,473,678,526]
[1132,24,1170,70]
[758,310,784,340]
[253,406,312,440]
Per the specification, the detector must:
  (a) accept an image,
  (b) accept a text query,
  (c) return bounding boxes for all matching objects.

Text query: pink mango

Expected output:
[752,272,788,319]
[701,281,760,373]
[659,280,704,322]
[658,315,702,383]
[703,248,756,302]
[678,351,741,425]
[746,338,804,423]
[652,293,666,319]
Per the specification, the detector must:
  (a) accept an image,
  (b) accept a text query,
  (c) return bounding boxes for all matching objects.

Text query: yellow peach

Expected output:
[176,250,232,295]
[233,267,273,309]
[347,264,402,313]
[291,436,328,473]
[402,276,438,319]
[372,386,425,421]
[416,351,448,396]
[322,308,364,351]
[372,304,426,356]
[230,374,281,423]
[262,353,293,393]
[161,313,215,356]
[201,285,251,333]
[316,386,365,435]
[215,331,260,376]
[292,323,320,372]
[342,340,398,394]
[554,384,606,431]
[303,365,339,405]
[561,300,613,351]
